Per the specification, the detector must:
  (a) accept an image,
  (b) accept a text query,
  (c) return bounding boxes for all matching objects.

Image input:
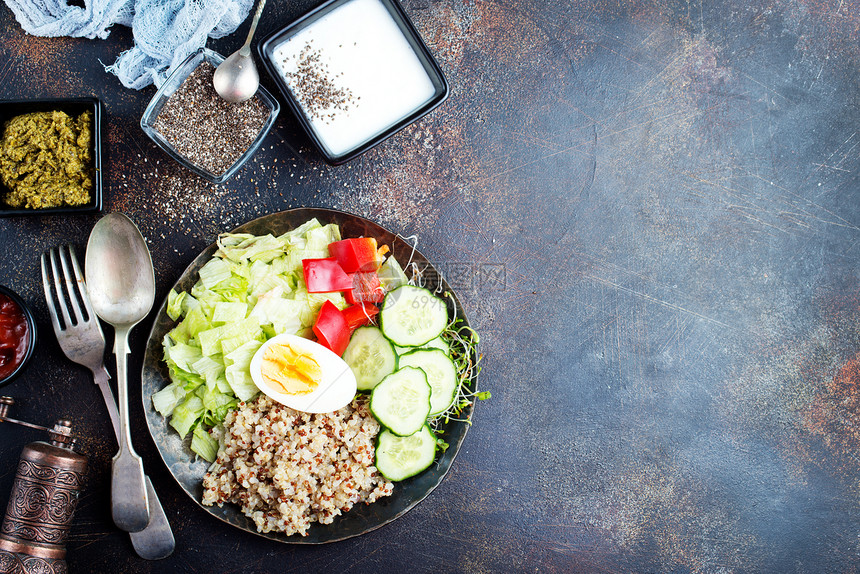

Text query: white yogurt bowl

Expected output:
[258,0,448,164]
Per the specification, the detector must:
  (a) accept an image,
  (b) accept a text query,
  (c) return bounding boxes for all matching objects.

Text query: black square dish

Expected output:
[257,0,449,165]
[0,97,103,217]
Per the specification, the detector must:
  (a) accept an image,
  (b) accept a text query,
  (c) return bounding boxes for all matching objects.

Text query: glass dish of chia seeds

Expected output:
[140,48,280,183]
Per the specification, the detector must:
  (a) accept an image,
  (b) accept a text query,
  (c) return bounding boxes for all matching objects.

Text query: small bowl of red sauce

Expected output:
[0,286,36,388]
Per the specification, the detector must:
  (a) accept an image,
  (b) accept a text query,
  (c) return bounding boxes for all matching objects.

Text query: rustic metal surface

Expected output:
[1,0,860,571]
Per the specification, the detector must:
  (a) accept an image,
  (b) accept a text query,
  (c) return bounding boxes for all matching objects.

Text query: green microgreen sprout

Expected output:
[427,292,488,442]
[401,255,490,452]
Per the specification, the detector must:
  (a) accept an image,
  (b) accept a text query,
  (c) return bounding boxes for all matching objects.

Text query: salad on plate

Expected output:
[150,216,485,536]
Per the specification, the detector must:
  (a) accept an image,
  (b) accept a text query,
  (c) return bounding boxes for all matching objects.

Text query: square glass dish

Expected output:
[140,48,280,184]
[257,0,449,165]
[0,97,102,217]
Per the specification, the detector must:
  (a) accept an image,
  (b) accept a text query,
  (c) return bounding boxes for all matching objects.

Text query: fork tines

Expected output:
[41,245,94,333]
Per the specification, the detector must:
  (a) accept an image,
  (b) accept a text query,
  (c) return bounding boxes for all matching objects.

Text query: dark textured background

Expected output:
[2,0,860,572]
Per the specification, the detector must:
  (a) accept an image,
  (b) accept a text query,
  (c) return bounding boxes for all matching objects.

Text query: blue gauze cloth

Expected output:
[3,0,253,89]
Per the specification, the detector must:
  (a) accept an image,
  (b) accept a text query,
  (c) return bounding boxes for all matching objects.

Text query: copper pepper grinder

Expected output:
[0,397,87,574]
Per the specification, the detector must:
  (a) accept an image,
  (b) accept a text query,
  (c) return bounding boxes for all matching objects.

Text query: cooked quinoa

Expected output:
[202,394,394,536]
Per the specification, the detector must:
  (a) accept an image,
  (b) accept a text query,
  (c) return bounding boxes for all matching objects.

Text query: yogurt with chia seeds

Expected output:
[272,0,437,157]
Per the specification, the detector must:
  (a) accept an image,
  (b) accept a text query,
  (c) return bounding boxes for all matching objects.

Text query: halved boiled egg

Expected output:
[250,333,357,413]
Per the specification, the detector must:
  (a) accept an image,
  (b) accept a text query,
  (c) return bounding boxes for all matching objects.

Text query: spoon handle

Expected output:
[240,0,268,55]
[130,476,175,560]
[95,359,174,557]
[111,327,151,533]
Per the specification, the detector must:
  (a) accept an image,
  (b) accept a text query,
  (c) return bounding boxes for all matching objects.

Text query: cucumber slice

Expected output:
[394,336,451,357]
[375,425,437,481]
[379,285,448,347]
[370,367,431,436]
[343,326,398,391]
[397,349,458,416]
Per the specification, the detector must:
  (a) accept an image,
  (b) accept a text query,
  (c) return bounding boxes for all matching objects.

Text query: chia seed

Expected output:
[281,42,357,124]
[152,61,269,176]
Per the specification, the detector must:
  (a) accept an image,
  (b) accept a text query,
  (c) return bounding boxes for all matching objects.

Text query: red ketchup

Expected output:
[0,292,30,380]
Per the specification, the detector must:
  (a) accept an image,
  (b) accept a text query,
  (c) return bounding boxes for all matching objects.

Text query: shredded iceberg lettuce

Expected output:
[191,427,219,463]
[378,255,409,290]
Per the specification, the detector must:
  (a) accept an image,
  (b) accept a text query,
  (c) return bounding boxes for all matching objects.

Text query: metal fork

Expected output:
[41,245,120,435]
[41,245,175,560]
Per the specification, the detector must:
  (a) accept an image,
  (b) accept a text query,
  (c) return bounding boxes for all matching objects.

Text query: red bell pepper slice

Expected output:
[342,302,379,331]
[345,271,385,305]
[303,258,354,293]
[328,238,381,273]
[312,301,351,356]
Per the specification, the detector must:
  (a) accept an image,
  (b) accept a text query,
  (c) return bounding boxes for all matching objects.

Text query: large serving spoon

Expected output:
[86,213,155,533]
[213,0,268,102]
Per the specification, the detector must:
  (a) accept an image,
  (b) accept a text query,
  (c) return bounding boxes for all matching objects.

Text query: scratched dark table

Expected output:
[1,0,860,572]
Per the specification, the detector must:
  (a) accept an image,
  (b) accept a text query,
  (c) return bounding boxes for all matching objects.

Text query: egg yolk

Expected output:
[260,343,322,395]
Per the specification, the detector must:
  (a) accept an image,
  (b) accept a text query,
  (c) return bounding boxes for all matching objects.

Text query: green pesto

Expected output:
[0,110,93,209]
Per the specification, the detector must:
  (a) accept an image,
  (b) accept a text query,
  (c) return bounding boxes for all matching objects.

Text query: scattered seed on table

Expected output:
[153,62,269,176]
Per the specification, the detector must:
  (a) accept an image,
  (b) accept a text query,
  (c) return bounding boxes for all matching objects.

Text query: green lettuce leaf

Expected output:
[169,396,204,438]
[166,289,186,321]
[191,426,219,462]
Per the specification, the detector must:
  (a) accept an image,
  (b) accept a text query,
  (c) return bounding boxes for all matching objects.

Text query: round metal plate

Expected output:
[141,207,476,544]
